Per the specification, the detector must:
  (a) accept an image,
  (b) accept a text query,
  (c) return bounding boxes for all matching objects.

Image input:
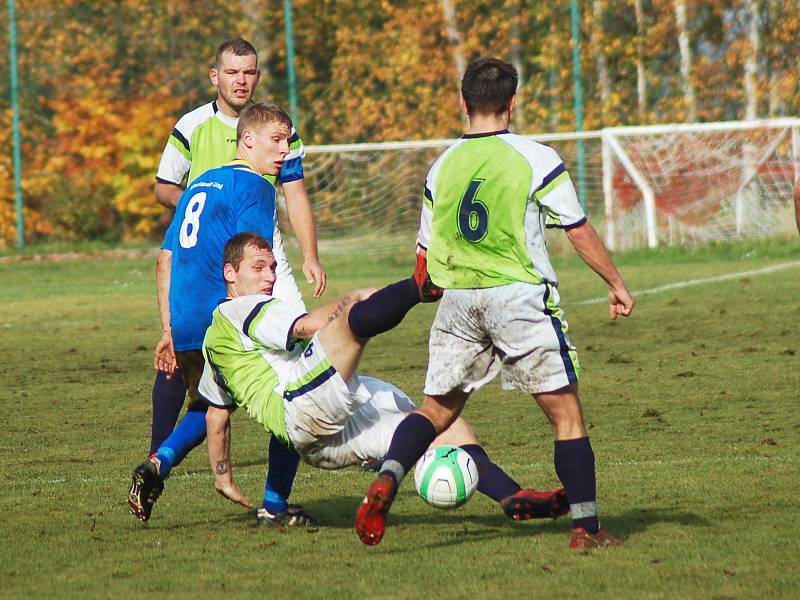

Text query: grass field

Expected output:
[1,238,799,599]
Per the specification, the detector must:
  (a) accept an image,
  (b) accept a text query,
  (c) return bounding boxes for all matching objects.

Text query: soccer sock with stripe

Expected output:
[149,370,186,455]
[262,435,301,514]
[554,436,600,533]
[154,408,208,479]
[347,278,420,339]
[460,443,521,502]
[379,413,437,488]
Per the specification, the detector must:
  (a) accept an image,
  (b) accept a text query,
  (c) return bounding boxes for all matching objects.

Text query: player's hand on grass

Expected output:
[303,258,327,298]
[608,286,634,320]
[214,480,253,509]
[154,331,177,377]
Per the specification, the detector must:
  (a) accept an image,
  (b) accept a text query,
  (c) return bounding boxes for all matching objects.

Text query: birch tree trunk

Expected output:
[634,0,647,121]
[591,0,612,124]
[743,0,760,120]
[440,0,466,90]
[674,0,697,121]
[509,1,527,131]
[740,1,761,236]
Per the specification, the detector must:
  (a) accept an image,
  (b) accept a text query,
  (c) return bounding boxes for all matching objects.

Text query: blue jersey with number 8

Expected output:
[162,160,276,351]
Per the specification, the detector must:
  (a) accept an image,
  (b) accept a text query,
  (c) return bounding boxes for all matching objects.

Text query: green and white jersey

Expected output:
[198,295,310,444]
[418,130,586,288]
[156,100,306,187]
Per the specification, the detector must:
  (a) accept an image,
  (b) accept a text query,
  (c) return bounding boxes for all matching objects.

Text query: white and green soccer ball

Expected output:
[414,445,479,509]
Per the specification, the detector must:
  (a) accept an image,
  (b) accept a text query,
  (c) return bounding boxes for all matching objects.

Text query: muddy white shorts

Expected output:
[424,281,581,396]
[282,336,415,469]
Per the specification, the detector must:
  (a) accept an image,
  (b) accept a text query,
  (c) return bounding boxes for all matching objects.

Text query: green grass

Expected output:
[1,238,799,599]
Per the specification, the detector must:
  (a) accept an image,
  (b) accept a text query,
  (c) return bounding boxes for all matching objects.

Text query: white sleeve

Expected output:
[221,296,308,351]
[198,361,235,408]
[155,116,192,185]
[418,154,447,251]
[526,143,585,228]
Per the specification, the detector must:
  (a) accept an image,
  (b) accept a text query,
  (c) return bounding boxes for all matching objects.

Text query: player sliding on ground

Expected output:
[356,57,635,549]
[141,231,569,524]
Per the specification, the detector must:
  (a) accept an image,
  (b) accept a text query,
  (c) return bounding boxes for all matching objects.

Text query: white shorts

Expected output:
[281,337,415,469]
[424,282,581,396]
[271,225,305,310]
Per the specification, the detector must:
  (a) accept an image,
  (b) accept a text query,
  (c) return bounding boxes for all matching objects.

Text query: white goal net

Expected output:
[277,119,799,256]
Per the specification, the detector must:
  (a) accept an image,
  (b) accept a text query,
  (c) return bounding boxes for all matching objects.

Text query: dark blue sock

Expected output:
[460,444,521,502]
[155,408,208,479]
[262,435,301,513]
[149,370,186,455]
[348,278,419,338]
[554,437,599,533]
[379,413,437,487]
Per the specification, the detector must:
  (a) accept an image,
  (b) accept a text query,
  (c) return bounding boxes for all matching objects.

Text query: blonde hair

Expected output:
[236,103,292,143]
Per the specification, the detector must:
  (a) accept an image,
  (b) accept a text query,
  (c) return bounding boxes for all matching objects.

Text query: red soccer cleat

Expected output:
[500,487,570,521]
[355,474,396,546]
[569,527,624,549]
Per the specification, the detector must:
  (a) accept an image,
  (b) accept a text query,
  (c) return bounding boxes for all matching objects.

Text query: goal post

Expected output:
[283,118,800,257]
[601,118,800,251]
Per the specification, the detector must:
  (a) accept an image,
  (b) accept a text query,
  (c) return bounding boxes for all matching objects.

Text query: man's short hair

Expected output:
[236,103,293,143]
[215,37,258,70]
[461,58,518,116]
[223,232,272,274]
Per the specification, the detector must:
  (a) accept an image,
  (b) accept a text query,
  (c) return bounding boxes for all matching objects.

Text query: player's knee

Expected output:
[419,394,464,434]
[437,416,478,446]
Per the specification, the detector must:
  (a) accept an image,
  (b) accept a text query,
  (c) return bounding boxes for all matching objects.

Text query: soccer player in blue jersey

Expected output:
[128,104,316,526]
[147,37,326,460]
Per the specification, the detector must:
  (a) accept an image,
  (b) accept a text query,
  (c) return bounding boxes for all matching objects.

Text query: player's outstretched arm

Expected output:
[291,289,376,340]
[565,221,634,320]
[206,405,252,509]
[282,179,327,297]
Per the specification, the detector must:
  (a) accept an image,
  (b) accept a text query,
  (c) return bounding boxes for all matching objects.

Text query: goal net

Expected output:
[278,119,799,256]
[602,119,800,251]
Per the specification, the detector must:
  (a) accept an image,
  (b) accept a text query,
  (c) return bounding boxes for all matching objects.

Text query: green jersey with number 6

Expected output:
[418,130,586,288]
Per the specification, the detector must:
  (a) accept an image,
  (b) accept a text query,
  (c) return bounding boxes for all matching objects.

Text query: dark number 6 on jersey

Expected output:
[457,179,489,243]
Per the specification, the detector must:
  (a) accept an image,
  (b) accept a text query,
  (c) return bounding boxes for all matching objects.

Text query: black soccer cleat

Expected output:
[128,460,164,522]
[257,505,321,528]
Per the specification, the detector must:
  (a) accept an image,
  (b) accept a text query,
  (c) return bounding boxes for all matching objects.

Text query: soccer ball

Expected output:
[414,445,479,509]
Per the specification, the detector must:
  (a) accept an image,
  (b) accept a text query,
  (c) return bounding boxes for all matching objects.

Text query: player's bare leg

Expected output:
[534,383,622,548]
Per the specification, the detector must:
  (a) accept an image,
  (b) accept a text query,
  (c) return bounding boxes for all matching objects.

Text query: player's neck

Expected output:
[216,95,243,119]
[233,150,259,173]
[465,111,511,135]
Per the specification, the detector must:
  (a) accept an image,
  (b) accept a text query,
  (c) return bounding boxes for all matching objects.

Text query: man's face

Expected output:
[225,244,277,297]
[245,121,291,176]
[210,51,260,114]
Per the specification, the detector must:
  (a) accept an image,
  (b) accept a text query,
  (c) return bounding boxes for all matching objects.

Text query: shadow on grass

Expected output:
[133,494,710,549]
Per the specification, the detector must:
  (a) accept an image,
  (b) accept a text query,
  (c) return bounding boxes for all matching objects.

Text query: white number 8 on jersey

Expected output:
[179,192,207,248]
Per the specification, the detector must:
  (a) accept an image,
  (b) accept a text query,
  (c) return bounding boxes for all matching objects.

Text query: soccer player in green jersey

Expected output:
[198,232,568,525]
[357,57,635,549]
